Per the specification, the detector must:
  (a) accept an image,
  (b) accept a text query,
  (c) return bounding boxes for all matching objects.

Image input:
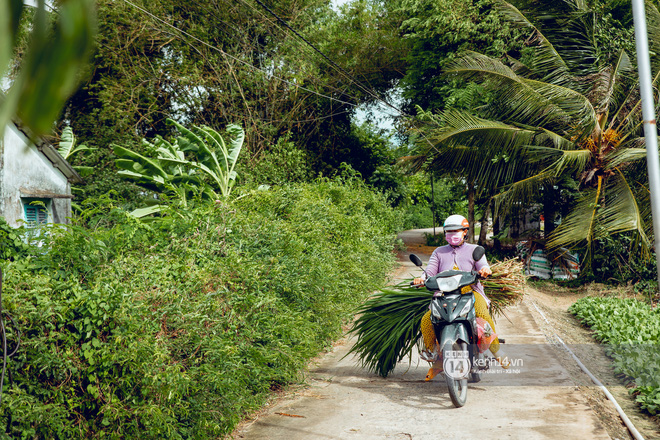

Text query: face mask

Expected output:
[445,231,465,246]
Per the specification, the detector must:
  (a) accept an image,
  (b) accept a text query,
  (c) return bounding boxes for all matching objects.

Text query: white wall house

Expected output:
[0,121,82,227]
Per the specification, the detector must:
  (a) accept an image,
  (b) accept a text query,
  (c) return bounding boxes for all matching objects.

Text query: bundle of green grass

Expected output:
[347,258,526,377]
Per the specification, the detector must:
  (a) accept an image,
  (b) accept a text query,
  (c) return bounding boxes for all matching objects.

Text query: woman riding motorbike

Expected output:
[413,214,503,381]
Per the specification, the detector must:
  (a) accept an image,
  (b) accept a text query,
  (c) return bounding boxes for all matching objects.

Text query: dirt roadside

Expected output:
[232,229,660,440]
[526,283,660,440]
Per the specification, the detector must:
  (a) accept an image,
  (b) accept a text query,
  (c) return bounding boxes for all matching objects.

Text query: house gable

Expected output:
[0,122,81,226]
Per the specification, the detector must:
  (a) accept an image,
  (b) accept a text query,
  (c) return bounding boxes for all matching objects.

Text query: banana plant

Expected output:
[161,119,245,198]
[113,119,245,217]
[57,126,95,178]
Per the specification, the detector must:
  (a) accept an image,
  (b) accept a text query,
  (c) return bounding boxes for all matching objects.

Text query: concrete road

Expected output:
[237,231,614,440]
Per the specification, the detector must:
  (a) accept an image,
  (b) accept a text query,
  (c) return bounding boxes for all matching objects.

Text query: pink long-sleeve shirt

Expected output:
[425,242,490,304]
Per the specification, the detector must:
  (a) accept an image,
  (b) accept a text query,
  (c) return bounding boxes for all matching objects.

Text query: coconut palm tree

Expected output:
[408,0,660,264]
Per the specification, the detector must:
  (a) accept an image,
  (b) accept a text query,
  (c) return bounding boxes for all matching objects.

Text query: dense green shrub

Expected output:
[588,234,658,285]
[0,218,31,261]
[238,135,313,187]
[0,179,400,439]
[569,297,660,415]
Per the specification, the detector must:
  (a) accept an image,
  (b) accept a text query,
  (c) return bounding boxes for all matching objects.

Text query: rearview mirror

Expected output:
[409,254,423,267]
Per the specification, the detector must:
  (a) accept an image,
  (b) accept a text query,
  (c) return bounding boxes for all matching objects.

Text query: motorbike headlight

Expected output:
[435,275,462,292]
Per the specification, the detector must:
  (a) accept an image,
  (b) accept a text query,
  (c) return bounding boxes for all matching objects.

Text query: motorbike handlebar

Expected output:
[410,270,487,290]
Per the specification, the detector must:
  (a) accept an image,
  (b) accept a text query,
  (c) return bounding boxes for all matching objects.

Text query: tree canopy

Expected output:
[409,0,658,264]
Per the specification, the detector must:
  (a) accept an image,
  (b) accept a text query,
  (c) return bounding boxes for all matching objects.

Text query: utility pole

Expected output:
[633,0,660,305]
[431,173,436,237]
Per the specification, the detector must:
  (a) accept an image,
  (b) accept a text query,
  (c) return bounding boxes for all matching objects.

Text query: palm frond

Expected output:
[598,171,651,254]
[347,263,527,378]
[428,109,539,150]
[446,52,596,131]
[493,169,555,213]
[346,285,430,378]
[423,143,541,193]
[606,145,647,170]
[539,128,575,150]
[547,176,604,259]
[445,51,518,81]
[397,154,429,174]
[413,111,549,190]
[494,0,572,85]
[646,3,660,76]
[499,146,592,185]
[586,50,633,120]
[548,9,600,78]
[521,79,597,134]
[609,43,660,137]
[548,148,593,177]
[609,66,659,135]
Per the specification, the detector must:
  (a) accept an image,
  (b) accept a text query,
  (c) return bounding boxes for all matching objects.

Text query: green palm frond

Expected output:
[347,263,527,378]
[548,172,651,261]
[637,183,654,240]
[646,3,660,75]
[346,285,430,378]
[413,109,566,193]
[587,50,633,120]
[493,168,555,213]
[445,51,518,81]
[419,140,539,193]
[598,171,651,254]
[606,145,647,170]
[547,176,604,259]
[494,0,572,85]
[548,148,593,177]
[498,146,591,184]
[446,52,596,131]
[609,67,660,137]
[610,4,660,134]
[490,145,589,206]
[397,154,429,174]
[537,128,575,150]
[522,79,597,133]
[429,109,539,150]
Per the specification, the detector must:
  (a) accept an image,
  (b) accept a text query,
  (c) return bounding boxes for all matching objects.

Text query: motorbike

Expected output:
[409,253,492,408]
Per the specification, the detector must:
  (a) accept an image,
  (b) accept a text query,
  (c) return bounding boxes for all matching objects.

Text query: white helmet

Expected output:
[443,214,469,232]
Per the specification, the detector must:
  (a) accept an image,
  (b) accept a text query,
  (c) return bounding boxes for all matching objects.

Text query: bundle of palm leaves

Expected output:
[347,258,526,377]
[346,283,429,378]
[484,258,527,316]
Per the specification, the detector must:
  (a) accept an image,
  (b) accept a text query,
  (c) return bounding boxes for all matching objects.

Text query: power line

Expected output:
[201,0,372,107]
[119,0,360,108]
[230,0,406,120]
[266,109,353,123]
[251,0,408,118]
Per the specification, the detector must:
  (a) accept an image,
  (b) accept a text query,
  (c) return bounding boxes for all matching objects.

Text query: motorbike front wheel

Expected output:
[469,352,483,383]
[443,341,469,408]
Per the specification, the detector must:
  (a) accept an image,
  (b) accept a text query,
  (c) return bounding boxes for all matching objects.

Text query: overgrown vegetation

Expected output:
[5,0,660,435]
[570,297,660,415]
[0,179,400,439]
